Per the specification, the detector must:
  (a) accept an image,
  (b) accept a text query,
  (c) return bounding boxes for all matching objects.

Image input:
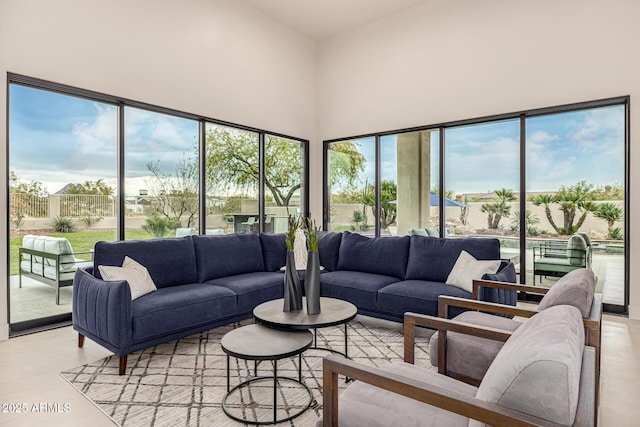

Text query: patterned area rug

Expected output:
[61,319,433,426]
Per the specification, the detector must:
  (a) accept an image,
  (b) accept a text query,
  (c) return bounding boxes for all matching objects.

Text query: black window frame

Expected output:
[323,96,630,314]
[6,73,309,334]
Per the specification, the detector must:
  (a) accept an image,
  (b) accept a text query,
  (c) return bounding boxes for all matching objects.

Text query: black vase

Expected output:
[305,250,321,315]
[283,252,302,311]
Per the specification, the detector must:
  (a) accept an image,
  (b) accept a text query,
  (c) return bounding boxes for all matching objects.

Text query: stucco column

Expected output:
[396,131,432,235]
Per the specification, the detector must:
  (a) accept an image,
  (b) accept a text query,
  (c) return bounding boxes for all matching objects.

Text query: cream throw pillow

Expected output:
[98,256,157,300]
[446,250,500,293]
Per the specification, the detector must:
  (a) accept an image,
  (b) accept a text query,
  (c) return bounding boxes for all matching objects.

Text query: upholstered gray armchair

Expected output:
[320,306,595,426]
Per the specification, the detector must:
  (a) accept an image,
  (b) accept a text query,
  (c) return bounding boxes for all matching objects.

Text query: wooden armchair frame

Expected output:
[322,311,595,427]
[436,278,602,413]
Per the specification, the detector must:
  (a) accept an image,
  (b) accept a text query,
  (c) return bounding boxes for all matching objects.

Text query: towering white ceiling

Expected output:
[241,0,427,40]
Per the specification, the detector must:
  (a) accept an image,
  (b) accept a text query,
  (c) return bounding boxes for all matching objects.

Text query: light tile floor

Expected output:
[0,314,637,426]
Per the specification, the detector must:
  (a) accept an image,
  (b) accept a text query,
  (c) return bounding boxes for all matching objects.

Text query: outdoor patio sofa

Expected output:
[19,234,93,304]
[73,231,516,374]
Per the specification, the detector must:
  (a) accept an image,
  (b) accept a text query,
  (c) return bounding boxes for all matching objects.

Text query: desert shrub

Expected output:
[50,216,76,233]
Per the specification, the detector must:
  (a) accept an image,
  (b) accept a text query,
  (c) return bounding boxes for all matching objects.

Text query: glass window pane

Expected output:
[124,107,199,240]
[380,130,440,236]
[204,124,259,234]
[326,138,374,235]
[9,84,117,323]
[526,106,625,305]
[264,135,305,233]
[445,119,520,268]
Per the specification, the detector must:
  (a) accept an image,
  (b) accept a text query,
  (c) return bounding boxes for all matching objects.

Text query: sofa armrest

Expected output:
[322,354,563,427]
[403,312,512,373]
[72,268,133,351]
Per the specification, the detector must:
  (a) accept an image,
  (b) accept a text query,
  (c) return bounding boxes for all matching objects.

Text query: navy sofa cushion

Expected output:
[320,270,400,312]
[318,232,342,272]
[260,233,287,272]
[336,232,410,279]
[207,272,284,315]
[193,233,265,282]
[377,280,470,320]
[132,283,237,342]
[93,237,198,288]
[405,236,500,282]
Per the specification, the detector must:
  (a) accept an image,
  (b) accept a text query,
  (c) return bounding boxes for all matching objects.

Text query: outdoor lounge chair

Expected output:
[533,234,591,283]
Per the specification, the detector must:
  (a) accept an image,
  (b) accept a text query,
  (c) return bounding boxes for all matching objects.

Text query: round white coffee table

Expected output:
[221,324,313,425]
[253,297,357,358]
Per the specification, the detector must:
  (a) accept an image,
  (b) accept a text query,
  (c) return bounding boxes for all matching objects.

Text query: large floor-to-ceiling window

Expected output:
[525,105,626,307]
[125,107,200,240]
[8,84,118,327]
[444,119,520,264]
[324,97,628,313]
[7,75,308,333]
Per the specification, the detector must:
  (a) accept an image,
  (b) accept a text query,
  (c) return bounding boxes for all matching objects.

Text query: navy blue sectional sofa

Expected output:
[73,231,515,374]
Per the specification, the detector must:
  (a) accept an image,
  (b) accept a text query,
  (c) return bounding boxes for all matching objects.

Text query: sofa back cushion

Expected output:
[94,237,198,288]
[471,305,585,427]
[336,232,410,279]
[538,268,596,318]
[259,233,286,272]
[406,236,500,282]
[194,233,265,282]
[22,235,76,268]
[567,234,587,266]
[318,232,343,272]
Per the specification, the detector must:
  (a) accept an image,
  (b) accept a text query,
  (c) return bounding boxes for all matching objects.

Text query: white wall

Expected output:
[0,0,317,338]
[316,0,640,317]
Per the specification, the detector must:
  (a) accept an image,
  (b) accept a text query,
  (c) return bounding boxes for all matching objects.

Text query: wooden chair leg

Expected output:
[119,356,128,375]
[78,334,85,348]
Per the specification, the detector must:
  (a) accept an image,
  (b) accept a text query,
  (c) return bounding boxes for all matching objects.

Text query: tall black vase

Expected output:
[305,251,321,315]
[283,252,302,312]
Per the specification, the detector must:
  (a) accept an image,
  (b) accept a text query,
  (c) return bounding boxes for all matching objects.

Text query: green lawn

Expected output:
[10,230,151,276]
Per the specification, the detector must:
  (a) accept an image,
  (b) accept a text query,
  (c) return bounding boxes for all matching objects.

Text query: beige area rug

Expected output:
[61,319,433,426]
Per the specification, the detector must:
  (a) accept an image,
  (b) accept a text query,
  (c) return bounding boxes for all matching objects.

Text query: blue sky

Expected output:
[10,84,625,196]
[9,85,198,194]
[342,105,624,195]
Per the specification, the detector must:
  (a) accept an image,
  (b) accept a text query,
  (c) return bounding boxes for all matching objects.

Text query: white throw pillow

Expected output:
[98,256,157,300]
[446,250,500,293]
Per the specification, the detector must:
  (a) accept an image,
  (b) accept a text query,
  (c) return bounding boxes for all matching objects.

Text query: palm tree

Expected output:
[530,193,560,233]
[481,188,516,229]
[480,203,498,229]
[593,203,624,238]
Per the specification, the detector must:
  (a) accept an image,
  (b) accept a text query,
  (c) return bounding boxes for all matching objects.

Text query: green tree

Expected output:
[146,156,199,227]
[328,141,366,189]
[593,203,624,238]
[531,181,598,235]
[481,188,515,229]
[206,128,346,212]
[530,193,560,233]
[555,181,598,234]
[9,171,49,229]
[64,179,114,195]
[362,180,397,229]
